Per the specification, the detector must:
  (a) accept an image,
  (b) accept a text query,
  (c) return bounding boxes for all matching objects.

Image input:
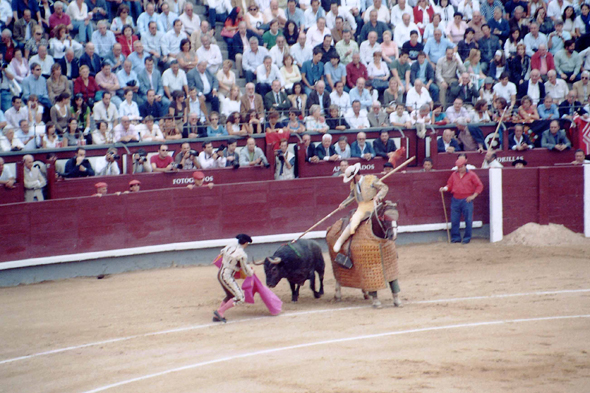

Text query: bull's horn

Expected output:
[252,259,265,265]
[268,257,282,264]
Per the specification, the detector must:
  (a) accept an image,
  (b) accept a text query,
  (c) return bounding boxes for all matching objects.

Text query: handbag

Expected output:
[220,26,237,38]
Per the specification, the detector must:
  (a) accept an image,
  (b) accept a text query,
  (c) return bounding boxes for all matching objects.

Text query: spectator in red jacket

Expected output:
[530,44,555,80]
[74,65,99,101]
[346,52,369,89]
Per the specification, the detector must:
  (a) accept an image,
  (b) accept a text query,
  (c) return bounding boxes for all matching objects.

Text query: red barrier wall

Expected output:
[502,166,585,235]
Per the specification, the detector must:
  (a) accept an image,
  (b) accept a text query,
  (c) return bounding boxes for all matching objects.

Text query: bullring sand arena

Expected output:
[1,224,590,393]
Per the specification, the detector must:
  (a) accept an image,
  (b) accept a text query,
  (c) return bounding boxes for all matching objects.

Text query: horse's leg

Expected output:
[334,282,342,301]
[369,291,382,309]
[362,290,370,300]
[390,279,402,307]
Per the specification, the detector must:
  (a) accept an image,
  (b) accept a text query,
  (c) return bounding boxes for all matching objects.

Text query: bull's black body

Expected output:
[264,239,325,302]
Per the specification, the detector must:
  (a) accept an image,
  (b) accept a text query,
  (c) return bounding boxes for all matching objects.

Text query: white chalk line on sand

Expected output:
[1,288,589,366]
[81,314,590,393]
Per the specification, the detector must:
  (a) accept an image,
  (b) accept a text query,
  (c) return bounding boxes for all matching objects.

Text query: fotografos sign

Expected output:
[172,176,214,185]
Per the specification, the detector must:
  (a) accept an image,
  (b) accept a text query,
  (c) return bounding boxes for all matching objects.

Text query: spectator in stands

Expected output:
[91,120,111,144]
[509,124,534,151]
[457,120,485,152]
[573,71,590,104]
[22,62,51,108]
[368,101,388,127]
[179,3,201,36]
[390,51,411,94]
[150,144,175,172]
[349,77,372,111]
[196,36,223,74]
[137,116,165,143]
[23,154,46,202]
[208,0,231,30]
[360,9,388,43]
[91,20,116,59]
[242,37,269,83]
[73,65,98,103]
[524,22,547,58]
[344,99,369,129]
[437,47,465,106]
[127,41,149,76]
[422,158,433,171]
[391,0,412,28]
[0,127,24,151]
[424,28,455,67]
[476,24,499,71]
[141,22,164,65]
[139,89,163,120]
[492,72,517,107]
[305,104,329,133]
[555,39,582,83]
[288,81,307,112]
[95,62,121,106]
[78,43,101,78]
[162,19,188,64]
[291,32,313,67]
[184,112,203,138]
[64,147,95,177]
[545,69,569,104]
[174,142,200,170]
[5,96,29,129]
[67,0,94,42]
[351,130,374,160]
[333,135,350,159]
[488,8,509,44]
[572,149,590,165]
[206,112,228,137]
[158,3,178,33]
[538,94,560,120]
[264,79,291,115]
[374,130,397,159]
[113,115,138,143]
[326,104,349,130]
[137,3,159,36]
[255,55,283,97]
[47,63,70,105]
[446,98,471,124]
[187,61,221,116]
[389,103,411,128]
[8,49,30,84]
[286,0,305,28]
[231,22,249,77]
[263,19,283,50]
[329,81,350,115]
[306,80,330,115]
[94,147,121,176]
[324,53,346,94]
[481,150,503,169]
[396,13,422,46]
[335,30,357,66]
[93,92,118,130]
[116,60,140,105]
[0,157,15,188]
[301,48,325,96]
[306,16,330,49]
[530,44,554,82]
[559,91,586,119]
[518,69,545,105]
[29,45,53,79]
[345,52,367,90]
[406,79,432,112]
[239,137,269,167]
[14,10,38,47]
[222,138,240,167]
[449,72,478,106]
[14,120,37,151]
[49,2,73,33]
[438,128,461,153]
[216,60,235,99]
[275,139,295,180]
[162,60,189,101]
[541,120,571,151]
[316,133,338,161]
[138,57,168,111]
[240,82,264,119]
[410,51,438,102]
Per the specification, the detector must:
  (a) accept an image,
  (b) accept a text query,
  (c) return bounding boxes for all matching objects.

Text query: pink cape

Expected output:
[213,255,282,315]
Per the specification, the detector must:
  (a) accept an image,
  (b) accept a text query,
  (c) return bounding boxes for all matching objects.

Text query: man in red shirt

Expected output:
[150,144,174,172]
[346,52,368,89]
[439,157,484,244]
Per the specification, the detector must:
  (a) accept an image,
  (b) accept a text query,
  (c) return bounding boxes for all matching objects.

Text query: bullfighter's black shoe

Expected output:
[212,311,227,323]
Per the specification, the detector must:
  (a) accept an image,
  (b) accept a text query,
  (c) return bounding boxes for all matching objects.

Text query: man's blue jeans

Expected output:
[450,197,474,243]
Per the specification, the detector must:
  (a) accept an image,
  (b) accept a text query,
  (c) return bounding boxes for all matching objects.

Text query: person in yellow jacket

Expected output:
[333,163,389,253]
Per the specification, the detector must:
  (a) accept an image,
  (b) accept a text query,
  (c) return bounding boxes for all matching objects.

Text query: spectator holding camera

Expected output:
[150,144,175,172]
[132,148,153,173]
[94,147,121,176]
[174,142,201,170]
[63,147,95,178]
[223,138,240,168]
[275,139,295,180]
[198,141,227,169]
[117,60,140,101]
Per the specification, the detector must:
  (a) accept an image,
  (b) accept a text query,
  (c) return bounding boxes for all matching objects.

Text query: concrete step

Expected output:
[236,77,245,87]
[195,5,207,14]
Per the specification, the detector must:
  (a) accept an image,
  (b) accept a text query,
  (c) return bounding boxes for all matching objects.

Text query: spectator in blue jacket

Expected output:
[437,128,462,153]
[351,131,375,160]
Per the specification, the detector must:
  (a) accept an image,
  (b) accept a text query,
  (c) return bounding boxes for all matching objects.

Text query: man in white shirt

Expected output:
[93,92,119,130]
[141,21,165,62]
[0,157,15,189]
[545,69,569,104]
[28,46,54,78]
[525,69,543,105]
[493,72,517,106]
[263,0,287,28]
[15,120,38,151]
[198,141,227,169]
[290,32,313,66]
[162,60,189,100]
[330,81,351,114]
[481,151,503,168]
[326,3,357,31]
[23,154,46,202]
[394,13,421,44]
[256,56,284,97]
[359,31,380,66]
[5,97,29,129]
[304,0,326,27]
[345,100,370,128]
[242,37,270,83]
[391,0,413,27]
[406,79,432,111]
[363,0,390,24]
[161,19,188,64]
[137,3,159,36]
[94,147,122,176]
[179,3,201,36]
[91,21,116,59]
[547,0,572,21]
[195,35,223,74]
[306,17,331,48]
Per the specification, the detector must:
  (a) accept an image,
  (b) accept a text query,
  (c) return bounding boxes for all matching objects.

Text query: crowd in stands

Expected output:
[1,0,590,196]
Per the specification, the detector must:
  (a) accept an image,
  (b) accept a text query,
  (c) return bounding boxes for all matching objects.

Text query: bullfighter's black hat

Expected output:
[236,234,253,245]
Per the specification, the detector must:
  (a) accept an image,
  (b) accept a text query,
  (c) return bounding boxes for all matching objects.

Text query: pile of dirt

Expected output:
[502,223,588,247]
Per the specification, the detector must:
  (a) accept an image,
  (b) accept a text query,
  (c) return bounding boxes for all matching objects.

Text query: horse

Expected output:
[326,200,402,309]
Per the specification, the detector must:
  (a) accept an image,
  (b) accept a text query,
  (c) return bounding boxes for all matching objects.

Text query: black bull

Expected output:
[263,239,325,302]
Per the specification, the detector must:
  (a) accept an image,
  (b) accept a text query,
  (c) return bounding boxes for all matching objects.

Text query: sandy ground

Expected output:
[1,240,590,393]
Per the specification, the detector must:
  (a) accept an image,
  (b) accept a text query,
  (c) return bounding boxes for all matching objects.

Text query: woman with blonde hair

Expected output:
[280,54,301,92]
[464,48,486,89]
[216,60,237,98]
[380,31,399,64]
[305,104,329,133]
[221,84,241,118]
[244,1,267,41]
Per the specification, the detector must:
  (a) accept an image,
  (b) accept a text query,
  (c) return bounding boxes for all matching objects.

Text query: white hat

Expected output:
[343,163,361,183]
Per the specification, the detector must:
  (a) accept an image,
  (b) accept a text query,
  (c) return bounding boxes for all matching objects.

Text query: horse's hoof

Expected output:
[372,299,382,309]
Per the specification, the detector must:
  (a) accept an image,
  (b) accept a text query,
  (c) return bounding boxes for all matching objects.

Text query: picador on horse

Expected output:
[327,162,402,309]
